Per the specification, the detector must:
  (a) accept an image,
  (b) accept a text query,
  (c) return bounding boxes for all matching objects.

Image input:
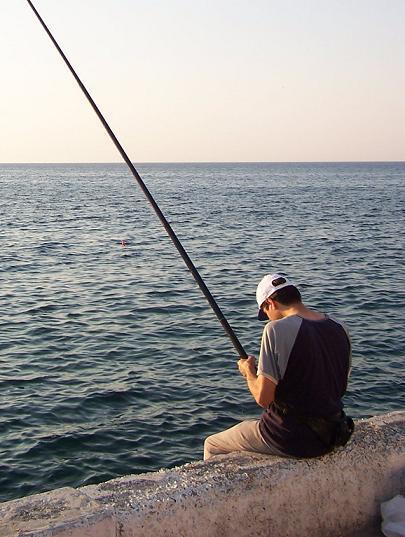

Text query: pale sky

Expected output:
[1,0,404,163]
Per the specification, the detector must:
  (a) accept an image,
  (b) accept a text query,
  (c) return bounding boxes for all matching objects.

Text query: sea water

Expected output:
[0,162,404,502]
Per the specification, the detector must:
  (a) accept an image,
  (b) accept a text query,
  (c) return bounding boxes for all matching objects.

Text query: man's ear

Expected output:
[270,298,281,310]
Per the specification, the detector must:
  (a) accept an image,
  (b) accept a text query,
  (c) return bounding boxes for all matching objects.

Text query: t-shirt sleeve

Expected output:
[257,323,281,384]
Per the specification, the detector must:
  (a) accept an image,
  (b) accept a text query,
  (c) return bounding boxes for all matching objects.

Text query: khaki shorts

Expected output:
[204,419,284,460]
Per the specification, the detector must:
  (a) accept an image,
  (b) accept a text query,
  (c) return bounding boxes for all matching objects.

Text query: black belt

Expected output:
[273,400,354,449]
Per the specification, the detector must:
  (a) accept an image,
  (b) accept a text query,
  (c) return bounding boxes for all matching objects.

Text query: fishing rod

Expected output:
[26,0,247,359]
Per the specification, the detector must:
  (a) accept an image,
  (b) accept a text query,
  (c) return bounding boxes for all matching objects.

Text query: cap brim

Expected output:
[258,309,267,321]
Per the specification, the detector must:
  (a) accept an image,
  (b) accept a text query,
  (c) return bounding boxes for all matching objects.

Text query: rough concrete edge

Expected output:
[82,411,405,510]
[79,410,405,536]
[0,487,114,537]
[0,411,404,537]
[16,510,115,537]
[78,410,404,537]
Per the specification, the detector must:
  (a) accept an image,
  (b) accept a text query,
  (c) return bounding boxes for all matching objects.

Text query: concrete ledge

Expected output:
[1,411,404,537]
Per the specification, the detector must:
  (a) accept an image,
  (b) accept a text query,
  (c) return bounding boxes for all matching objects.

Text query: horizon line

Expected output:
[1,160,404,165]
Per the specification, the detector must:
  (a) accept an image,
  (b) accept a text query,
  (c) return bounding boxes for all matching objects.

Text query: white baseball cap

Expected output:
[256,273,294,320]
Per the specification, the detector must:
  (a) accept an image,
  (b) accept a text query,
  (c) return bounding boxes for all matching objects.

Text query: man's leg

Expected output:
[204,419,283,460]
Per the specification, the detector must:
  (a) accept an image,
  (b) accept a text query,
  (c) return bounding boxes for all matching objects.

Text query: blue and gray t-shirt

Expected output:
[257,314,351,457]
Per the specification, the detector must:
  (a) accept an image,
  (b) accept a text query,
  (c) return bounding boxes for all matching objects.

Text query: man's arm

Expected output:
[238,356,276,409]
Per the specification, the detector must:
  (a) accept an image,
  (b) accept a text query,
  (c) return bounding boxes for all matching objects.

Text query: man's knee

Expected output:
[203,434,216,460]
[204,429,234,460]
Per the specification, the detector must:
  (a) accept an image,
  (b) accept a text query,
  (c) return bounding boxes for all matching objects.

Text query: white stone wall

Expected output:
[0,411,404,537]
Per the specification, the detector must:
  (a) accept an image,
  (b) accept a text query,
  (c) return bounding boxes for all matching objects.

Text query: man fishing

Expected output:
[204,273,354,460]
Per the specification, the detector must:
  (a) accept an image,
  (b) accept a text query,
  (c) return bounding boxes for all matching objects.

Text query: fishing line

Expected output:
[26,0,247,359]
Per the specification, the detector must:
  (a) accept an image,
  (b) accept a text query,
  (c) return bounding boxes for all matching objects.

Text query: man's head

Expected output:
[256,273,302,321]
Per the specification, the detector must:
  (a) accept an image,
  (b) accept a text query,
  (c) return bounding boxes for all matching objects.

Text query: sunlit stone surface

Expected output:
[0,411,404,537]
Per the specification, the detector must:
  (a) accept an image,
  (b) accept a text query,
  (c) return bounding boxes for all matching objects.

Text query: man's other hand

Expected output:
[238,355,257,379]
